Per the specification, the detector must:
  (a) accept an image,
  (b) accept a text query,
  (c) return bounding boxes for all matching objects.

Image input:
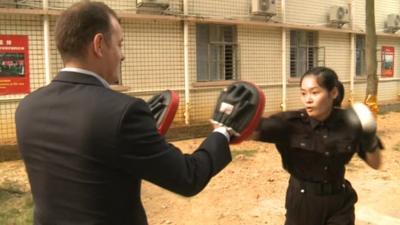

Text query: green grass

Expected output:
[0,185,33,225]
[231,149,258,158]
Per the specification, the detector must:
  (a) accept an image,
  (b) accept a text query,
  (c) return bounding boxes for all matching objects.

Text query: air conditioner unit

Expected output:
[136,0,169,9]
[385,14,400,33]
[328,6,350,28]
[0,0,28,8]
[251,0,276,17]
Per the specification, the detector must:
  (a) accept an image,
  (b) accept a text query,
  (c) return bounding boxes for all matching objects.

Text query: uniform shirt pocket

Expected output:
[290,135,314,152]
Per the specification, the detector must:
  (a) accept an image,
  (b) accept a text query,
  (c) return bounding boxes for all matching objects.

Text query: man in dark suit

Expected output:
[15,1,232,224]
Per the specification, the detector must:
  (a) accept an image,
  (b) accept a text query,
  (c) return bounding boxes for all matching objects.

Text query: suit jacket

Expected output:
[15,71,231,225]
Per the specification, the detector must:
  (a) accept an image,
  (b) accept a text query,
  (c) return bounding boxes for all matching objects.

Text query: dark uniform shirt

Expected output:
[257,108,366,185]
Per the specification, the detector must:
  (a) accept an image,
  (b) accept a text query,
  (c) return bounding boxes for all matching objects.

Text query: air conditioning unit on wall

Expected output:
[385,14,400,33]
[136,0,169,9]
[328,6,350,28]
[251,0,276,17]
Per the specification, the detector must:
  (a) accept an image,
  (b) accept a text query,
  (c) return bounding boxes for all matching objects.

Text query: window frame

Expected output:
[355,34,366,77]
[196,24,238,83]
[289,30,320,78]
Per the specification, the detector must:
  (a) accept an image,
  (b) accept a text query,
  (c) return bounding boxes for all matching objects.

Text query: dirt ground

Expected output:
[1,111,400,225]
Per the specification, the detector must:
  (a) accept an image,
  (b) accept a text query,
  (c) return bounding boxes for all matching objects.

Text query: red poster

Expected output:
[381,46,395,77]
[0,35,30,95]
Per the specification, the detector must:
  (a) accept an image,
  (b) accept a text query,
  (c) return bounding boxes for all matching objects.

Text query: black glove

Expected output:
[344,102,382,153]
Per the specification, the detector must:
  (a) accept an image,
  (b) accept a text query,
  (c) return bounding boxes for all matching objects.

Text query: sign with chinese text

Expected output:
[381,46,395,77]
[0,35,30,95]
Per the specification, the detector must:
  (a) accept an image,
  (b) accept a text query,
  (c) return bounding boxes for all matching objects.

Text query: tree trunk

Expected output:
[365,0,379,116]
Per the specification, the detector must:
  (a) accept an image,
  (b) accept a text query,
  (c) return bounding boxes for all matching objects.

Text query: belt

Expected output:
[289,176,347,196]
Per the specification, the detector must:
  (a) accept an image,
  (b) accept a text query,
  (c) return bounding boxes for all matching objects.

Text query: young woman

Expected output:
[255,67,383,225]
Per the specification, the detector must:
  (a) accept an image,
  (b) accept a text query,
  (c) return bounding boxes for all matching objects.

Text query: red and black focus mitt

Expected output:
[210,81,265,144]
[147,90,179,135]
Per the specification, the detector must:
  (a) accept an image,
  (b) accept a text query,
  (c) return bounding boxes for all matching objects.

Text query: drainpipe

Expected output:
[183,0,190,124]
[281,0,287,111]
[349,0,355,104]
[43,0,51,84]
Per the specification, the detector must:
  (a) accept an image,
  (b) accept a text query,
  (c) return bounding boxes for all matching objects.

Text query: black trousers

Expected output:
[284,177,358,225]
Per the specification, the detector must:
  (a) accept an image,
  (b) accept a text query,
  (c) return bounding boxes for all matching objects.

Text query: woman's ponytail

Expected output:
[333,80,344,108]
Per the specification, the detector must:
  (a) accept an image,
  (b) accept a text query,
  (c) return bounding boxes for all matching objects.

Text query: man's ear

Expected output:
[92,33,104,57]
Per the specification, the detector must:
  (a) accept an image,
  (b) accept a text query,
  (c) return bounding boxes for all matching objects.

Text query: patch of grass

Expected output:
[0,184,33,225]
[231,149,257,158]
[0,181,25,194]
[0,191,33,225]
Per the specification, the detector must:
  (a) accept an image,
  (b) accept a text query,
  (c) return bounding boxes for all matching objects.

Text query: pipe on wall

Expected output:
[43,0,51,84]
[349,0,355,103]
[281,0,287,111]
[183,0,190,124]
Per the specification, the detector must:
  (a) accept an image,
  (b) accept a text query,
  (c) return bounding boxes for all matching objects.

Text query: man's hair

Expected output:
[55,1,118,61]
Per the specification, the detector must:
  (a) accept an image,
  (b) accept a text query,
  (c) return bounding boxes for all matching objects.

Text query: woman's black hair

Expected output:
[334,80,344,107]
[300,66,344,107]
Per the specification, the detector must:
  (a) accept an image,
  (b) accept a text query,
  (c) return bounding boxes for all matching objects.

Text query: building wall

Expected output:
[318,31,351,81]
[1,0,400,144]
[286,85,303,109]
[378,80,399,101]
[237,26,283,112]
[0,101,19,144]
[121,19,184,92]
[188,0,283,21]
[120,19,186,123]
[353,0,366,31]
[353,82,367,102]
[0,14,45,143]
[49,17,64,79]
[285,0,349,26]
[239,26,282,84]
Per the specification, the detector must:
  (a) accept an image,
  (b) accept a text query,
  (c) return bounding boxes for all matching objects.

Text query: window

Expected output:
[196,24,238,81]
[355,35,365,76]
[290,30,318,77]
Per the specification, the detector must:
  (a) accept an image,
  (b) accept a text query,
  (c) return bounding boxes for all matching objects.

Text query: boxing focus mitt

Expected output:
[210,81,265,144]
[344,102,382,153]
[147,90,179,135]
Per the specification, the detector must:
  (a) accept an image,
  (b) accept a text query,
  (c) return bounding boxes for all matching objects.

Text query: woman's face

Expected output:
[300,75,337,121]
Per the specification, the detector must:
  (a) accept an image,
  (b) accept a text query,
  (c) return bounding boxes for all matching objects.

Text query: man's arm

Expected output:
[115,98,231,197]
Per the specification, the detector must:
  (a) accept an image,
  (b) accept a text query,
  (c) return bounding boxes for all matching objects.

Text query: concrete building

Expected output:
[0,0,399,144]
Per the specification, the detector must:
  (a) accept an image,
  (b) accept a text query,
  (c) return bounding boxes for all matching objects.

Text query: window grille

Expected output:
[196,24,238,81]
[356,35,366,76]
[290,30,321,77]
